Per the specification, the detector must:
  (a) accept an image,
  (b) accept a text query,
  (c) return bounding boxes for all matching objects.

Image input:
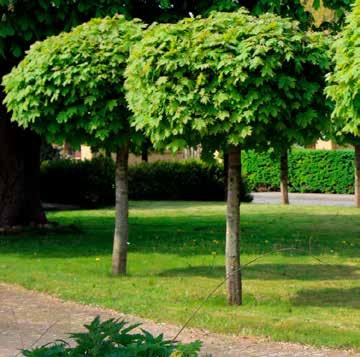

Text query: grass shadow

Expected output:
[158,264,360,281]
[292,287,360,309]
[0,203,359,258]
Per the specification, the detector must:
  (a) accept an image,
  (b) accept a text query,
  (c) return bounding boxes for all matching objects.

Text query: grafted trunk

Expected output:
[280,150,289,205]
[226,145,242,305]
[0,112,46,227]
[112,142,129,275]
[355,145,360,208]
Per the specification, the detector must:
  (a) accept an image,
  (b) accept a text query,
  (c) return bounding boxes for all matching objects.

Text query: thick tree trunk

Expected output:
[226,145,242,305]
[280,150,289,205]
[0,112,46,227]
[355,145,360,208]
[112,142,129,275]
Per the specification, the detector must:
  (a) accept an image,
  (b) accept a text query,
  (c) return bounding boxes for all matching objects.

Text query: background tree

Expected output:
[3,16,144,275]
[125,9,330,304]
[326,0,360,206]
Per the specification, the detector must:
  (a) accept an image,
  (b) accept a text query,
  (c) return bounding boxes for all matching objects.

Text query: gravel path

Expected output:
[251,193,356,207]
[0,283,358,357]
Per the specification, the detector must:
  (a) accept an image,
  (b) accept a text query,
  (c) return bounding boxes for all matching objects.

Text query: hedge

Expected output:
[40,158,252,206]
[242,149,355,194]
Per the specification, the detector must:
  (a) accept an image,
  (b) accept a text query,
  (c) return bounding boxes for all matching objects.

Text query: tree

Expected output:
[125,9,330,304]
[0,0,133,228]
[143,0,344,207]
[326,0,360,207]
[0,0,349,228]
[3,16,144,275]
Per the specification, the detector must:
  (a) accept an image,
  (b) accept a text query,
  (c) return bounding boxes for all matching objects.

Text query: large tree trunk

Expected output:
[355,145,360,208]
[280,149,289,205]
[0,113,46,228]
[226,145,242,305]
[112,142,129,275]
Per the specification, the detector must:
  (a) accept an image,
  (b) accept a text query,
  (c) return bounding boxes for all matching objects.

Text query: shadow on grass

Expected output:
[0,205,359,258]
[158,264,360,281]
[292,287,360,309]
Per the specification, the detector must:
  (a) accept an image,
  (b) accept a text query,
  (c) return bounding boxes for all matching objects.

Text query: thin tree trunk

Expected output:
[0,112,46,227]
[355,145,360,208]
[223,151,229,201]
[280,150,289,205]
[112,142,129,275]
[226,145,242,305]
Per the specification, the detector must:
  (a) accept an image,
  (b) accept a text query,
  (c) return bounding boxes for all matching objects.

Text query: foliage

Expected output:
[132,0,354,29]
[0,0,134,78]
[242,149,355,193]
[3,16,144,151]
[128,160,252,202]
[40,158,253,206]
[325,0,360,144]
[22,316,201,356]
[125,10,331,155]
[1,0,347,68]
[322,0,355,29]
[0,203,360,348]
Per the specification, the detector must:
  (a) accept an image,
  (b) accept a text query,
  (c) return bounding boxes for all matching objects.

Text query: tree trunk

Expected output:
[223,151,229,201]
[355,145,360,208]
[226,145,242,305]
[112,142,129,275]
[0,112,46,228]
[280,150,289,205]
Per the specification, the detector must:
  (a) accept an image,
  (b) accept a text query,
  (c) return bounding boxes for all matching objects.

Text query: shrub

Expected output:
[41,157,115,207]
[242,149,355,194]
[22,316,201,356]
[40,158,252,206]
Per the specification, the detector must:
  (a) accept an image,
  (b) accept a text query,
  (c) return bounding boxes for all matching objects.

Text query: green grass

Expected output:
[1,202,360,349]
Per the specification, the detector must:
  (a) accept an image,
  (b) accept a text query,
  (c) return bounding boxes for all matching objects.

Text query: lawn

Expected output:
[0,202,359,349]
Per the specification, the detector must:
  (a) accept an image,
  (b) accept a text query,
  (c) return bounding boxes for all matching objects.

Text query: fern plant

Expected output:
[22,316,201,357]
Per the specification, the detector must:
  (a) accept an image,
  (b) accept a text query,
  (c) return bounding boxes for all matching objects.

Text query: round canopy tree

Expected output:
[3,16,144,275]
[0,0,135,228]
[125,9,330,304]
[326,0,360,207]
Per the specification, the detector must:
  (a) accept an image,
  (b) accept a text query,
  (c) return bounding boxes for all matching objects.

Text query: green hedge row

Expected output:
[242,149,355,194]
[40,158,252,206]
[40,149,354,207]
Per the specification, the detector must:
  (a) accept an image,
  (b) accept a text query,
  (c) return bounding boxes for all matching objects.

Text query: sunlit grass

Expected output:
[0,202,359,349]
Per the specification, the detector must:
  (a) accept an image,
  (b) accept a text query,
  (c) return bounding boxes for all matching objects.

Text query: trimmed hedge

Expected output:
[41,149,354,207]
[40,158,252,206]
[40,157,115,207]
[242,149,355,194]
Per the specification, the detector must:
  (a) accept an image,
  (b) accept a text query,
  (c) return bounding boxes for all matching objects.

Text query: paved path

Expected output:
[252,192,356,207]
[0,284,358,357]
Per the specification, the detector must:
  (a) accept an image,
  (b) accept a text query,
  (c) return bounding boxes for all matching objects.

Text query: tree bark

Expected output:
[280,150,289,205]
[0,110,46,227]
[223,151,229,201]
[112,142,129,275]
[226,145,242,305]
[355,145,360,208]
